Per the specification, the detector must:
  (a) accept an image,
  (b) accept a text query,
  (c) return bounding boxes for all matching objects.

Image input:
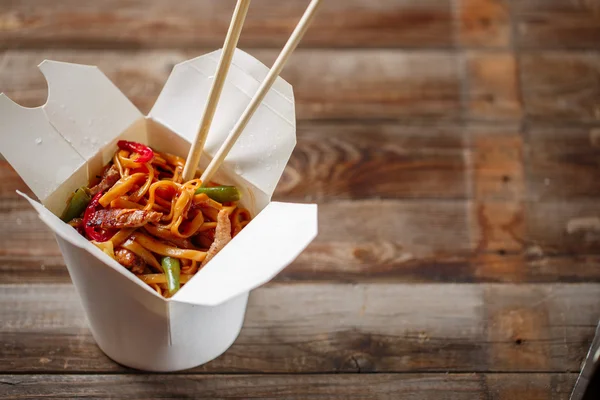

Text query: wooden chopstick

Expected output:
[200,0,322,186]
[181,0,251,182]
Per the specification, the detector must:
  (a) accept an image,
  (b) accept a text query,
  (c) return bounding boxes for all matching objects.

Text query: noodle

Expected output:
[110,197,144,210]
[121,238,162,272]
[110,228,136,247]
[132,232,207,262]
[129,162,154,202]
[139,273,193,285]
[199,206,220,222]
[181,259,198,275]
[99,173,146,207]
[61,142,251,298]
[193,193,222,210]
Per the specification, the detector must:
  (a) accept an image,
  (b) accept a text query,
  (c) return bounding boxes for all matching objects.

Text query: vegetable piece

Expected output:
[195,186,240,203]
[117,140,154,163]
[61,187,91,222]
[161,256,181,296]
[83,191,117,242]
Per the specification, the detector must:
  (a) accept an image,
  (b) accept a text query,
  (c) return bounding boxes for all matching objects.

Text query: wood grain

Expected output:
[526,200,600,255]
[468,124,526,281]
[0,0,455,49]
[457,0,511,48]
[0,49,463,120]
[525,125,600,201]
[520,52,600,122]
[0,283,597,374]
[0,373,578,399]
[5,245,600,284]
[524,125,600,257]
[465,52,522,120]
[275,123,467,202]
[512,0,600,50]
[469,124,524,202]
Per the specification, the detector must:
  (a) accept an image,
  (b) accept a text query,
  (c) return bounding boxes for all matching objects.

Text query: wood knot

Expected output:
[341,354,375,373]
[483,94,496,103]
[479,18,492,27]
[353,247,377,263]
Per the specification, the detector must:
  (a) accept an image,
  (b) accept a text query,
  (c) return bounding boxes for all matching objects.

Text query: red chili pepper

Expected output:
[83,191,116,242]
[117,140,154,163]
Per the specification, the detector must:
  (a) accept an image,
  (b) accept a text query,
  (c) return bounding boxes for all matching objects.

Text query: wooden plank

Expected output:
[484,285,600,371]
[457,0,511,48]
[0,49,463,120]
[526,200,600,255]
[0,283,598,373]
[523,125,600,257]
[525,125,600,201]
[520,52,600,122]
[6,245,600,284]
[0,0,455,49]
[465,52,522,121]
[512,0,600,50]
[0,373,578,399]
[275,123,467,202]
[472,253,600,283]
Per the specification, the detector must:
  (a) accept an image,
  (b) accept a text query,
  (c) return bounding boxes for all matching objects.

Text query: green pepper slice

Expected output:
[60,186,92,222]
[195,186,240,203]
[161,256,181,296]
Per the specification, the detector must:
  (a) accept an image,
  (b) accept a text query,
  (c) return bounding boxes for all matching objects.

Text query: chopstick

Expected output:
[182,0,251,182]
[200,0,322,186]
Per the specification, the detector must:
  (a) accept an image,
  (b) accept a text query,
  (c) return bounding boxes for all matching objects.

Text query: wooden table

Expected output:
[1,0,599,398]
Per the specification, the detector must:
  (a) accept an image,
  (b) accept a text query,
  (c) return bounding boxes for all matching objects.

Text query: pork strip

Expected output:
[88,209,163,229]
[90,164,120,195]
[201,209,232,267]
[115,248,146,274]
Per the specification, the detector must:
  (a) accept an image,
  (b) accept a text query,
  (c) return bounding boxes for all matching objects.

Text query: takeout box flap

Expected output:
[39,60,143,160]
[0,60,142,204]
[173,202,318,306]
[0,96,85,202]
[149,48,296,200]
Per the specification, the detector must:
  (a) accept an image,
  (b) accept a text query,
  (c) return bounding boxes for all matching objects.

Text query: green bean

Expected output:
[161,256,181,296]
[60,186,91,222]
[195,186,240,203]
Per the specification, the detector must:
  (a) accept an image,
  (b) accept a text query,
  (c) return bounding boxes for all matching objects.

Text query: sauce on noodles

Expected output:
[61,140,251,297]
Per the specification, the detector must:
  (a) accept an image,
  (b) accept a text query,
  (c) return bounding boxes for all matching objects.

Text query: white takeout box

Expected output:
[0,49,318,371]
